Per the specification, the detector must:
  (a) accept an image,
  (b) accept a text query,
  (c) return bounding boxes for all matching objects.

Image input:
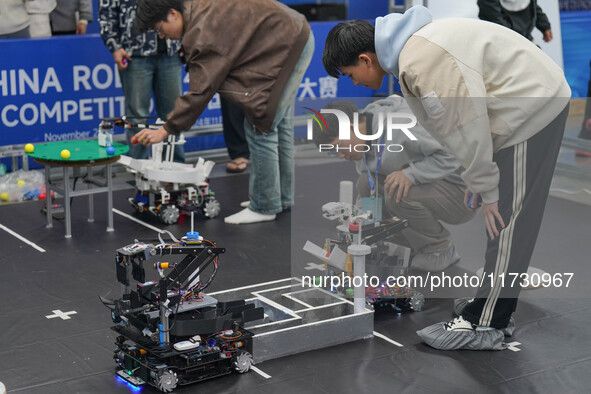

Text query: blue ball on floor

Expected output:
[106,146,115,155]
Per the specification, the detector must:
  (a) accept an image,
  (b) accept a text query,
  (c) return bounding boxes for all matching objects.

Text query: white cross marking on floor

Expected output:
[304,262,325,271]
[506,341,522,352]
[250,365,271,379]
[46,310,77,320]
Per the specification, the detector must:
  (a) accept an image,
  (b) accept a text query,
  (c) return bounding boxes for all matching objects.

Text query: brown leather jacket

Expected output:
[164,0,310,135]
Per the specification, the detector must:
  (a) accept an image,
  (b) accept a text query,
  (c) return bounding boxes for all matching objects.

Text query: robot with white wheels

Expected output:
[118,133,221,224]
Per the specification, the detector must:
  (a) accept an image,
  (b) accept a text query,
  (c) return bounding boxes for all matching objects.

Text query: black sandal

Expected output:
[226,158,249,173]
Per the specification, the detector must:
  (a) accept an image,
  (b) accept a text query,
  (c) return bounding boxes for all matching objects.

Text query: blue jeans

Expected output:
[118,54,185,162]
[244,32,315,214]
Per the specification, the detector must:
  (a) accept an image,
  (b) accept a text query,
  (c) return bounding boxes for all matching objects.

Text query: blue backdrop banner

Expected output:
[0,23,385,154]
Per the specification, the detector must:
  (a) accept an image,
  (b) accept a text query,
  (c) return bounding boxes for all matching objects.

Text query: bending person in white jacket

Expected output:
[312,96,476,272]
[322,5,570,350]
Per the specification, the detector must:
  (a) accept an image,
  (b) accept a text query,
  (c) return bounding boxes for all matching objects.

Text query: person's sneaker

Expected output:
[444,316,494,331]
[453,297,516,336]
[443,315,476,331]
[416,316,507,350]
[411,243,460,272]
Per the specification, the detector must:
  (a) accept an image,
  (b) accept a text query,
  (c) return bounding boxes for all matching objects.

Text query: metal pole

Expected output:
[107,163,114,232]
[63,167,72,238]
[160,304,170,345]
[45,166,53,229]
[347,243,371,313]
[87,167,94,223]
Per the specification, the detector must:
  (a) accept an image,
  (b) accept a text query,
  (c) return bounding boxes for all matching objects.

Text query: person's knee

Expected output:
[457,210,478,225]
[442,207,477,225]
[385,195,416,213]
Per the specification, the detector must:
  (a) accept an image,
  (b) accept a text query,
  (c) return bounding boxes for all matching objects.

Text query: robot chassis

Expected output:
[100,227,264,392]
[100,117,221,224]
[308,200,425,312]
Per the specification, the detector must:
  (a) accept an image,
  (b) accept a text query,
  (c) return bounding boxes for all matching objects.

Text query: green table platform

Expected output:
[26,140,129,238]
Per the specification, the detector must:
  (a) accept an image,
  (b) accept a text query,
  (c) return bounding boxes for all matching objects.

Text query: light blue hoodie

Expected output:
[375,5,433,78]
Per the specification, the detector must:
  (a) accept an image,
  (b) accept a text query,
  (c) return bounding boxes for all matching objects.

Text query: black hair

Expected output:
[135,0,184,33]
[322,20,376,78]
[312,101,359,146]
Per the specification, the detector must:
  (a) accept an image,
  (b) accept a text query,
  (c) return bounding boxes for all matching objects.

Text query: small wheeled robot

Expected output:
[120,147,221,224]
[104,115,221,224]
[304,186,425,313]
[100,226,264,392]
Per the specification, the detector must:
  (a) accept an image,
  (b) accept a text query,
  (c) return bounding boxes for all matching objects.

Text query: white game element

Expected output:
[173,335,202,351]
[303,241,347,271]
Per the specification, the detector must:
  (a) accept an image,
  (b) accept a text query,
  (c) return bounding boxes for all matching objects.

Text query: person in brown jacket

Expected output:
[133,0,314,224]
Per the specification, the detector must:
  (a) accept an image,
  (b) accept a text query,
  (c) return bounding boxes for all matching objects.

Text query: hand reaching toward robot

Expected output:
[132,127,170,147]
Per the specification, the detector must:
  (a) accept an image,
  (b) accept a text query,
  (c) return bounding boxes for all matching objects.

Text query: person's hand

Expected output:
[482,201,505,240]
[113,48,131,70]
[131,127,169,147]
[384,170,413,203]
[464,189,504,238]
[543,29,553,42]
[75,22,87,35]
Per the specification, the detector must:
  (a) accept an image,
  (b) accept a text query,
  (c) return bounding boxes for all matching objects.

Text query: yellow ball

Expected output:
[17,180,25,188]
[24,143,34,153]
[61,149,71,159]
[1,192,9,201]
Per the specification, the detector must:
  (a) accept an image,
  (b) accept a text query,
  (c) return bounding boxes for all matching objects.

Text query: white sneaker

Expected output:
[224,208,276,224]
[444,316,477,331]
[453,297,516,336]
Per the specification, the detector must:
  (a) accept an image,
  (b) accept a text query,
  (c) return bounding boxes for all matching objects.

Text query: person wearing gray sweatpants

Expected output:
[313,95,476,271]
